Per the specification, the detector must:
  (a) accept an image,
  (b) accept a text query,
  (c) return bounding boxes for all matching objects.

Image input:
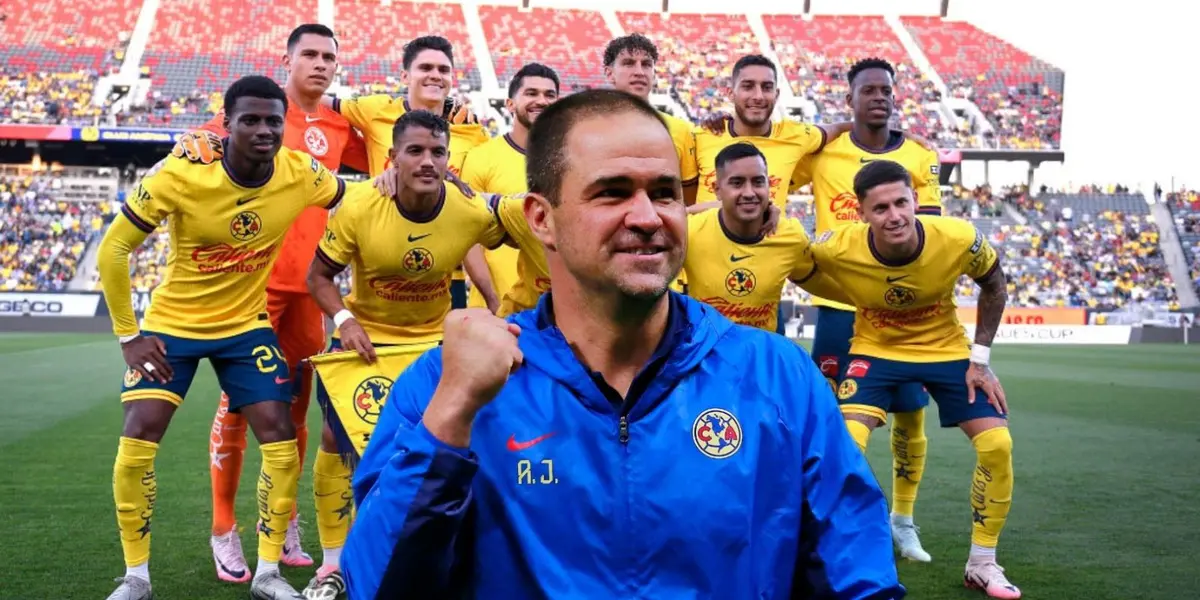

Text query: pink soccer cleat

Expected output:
[211,524,252,583]
[281,516,314,568]
[965,561,1022,599]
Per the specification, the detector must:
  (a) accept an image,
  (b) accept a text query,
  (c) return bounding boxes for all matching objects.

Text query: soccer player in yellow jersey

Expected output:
[324,35,490,310]
[96,76,349,600]
[811,160,1020,600]
[602,33,700,205]
[685,143,849,330]
[790,57,944,563]
[302,110,505,597]
[461,63,560,313]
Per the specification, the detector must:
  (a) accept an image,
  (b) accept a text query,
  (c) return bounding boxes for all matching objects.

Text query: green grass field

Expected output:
[1,333,1198,599]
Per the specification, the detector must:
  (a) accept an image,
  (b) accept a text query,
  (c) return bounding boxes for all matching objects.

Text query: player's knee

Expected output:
[241,401,296,444]
[971,426,1013,462]
[842,411,884,430]
[121,400,175,443]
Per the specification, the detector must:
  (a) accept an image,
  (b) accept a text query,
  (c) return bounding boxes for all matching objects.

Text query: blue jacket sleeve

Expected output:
[787,345,906,600]
[342,349,478,600]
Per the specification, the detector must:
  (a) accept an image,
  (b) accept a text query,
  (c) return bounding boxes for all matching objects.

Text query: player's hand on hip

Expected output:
[699,112,731,135]
[760,204,782,237]
[122,335,173,384]
[966,362,1007,414]
[171,130,223,164]
[373,167,401,198]
[339,319,377,364]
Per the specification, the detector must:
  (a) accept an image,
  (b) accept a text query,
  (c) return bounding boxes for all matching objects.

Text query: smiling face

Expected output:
[858,180,917,248]
[402,48,453,108]
[528,110,686,301]
[716,154,770,226]
[731,65,778,130]
[283,33,337,98]
[507,75,558,130]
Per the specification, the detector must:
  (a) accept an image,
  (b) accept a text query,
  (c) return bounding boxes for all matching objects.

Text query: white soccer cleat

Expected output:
[251,570,305,600]
[891,518,932,562]
[303,565,346,600]
[211,524,252,583]
[282,516,314,567]
[105,576,152,600]
[965,561,1022,599]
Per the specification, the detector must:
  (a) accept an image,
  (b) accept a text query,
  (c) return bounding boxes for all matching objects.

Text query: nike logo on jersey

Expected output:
[730,254,753,262]
[507,432,555,452]
[235,196,259,206]
[860,158,876,163]
[305,115,321,123]
[407,233,432,242]
[886,275,909,283]
[274,376,290,384]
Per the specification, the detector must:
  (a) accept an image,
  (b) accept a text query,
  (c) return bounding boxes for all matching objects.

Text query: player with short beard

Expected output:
[791,57,944,564]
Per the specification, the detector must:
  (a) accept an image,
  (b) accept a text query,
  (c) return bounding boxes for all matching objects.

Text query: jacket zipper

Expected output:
[619,415,630,444]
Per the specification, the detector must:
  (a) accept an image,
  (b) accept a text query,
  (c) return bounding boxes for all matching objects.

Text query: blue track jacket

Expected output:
[343,293,903,599]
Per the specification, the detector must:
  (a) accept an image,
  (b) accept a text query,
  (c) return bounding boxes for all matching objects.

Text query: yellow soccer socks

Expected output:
[113,437,158,581]
[891,409,928,518]
[969,427,1014,559]
[845,419,872,454]
[313,449,355,569]
[256,440,300,570]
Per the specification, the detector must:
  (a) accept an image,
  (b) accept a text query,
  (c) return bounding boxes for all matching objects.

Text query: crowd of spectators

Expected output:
[945,77,1062,150]
[1,173,109,291]
[1168,189,1200,296]
[0,67,106,125]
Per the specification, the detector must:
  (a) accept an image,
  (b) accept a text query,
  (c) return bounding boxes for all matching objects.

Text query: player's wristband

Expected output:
[118,334,140,344]
[333,309,355,329]
[970,344,991,365]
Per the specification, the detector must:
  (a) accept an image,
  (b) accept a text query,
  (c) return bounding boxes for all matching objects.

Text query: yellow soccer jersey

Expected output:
[692,120,826,207]
[334,94,490,176]
[116,148,346,339]
[810,216,999,362]
[316,182,505,344]
[659,110,698,186]
[683,210,817,332]
[460,134,527,309]
[491,194,550,316]
[792,131,943,311]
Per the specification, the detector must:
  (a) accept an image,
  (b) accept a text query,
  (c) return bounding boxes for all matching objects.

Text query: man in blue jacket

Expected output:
[342,88,904,599]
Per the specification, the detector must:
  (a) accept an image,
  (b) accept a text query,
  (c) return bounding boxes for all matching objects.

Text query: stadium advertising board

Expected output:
[0,292,101,317]
[0,124,186,144]
[962,324,1133,345]
[956,306,1086,326]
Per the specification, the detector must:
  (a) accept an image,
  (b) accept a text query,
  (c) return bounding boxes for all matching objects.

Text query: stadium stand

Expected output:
[480,5,609,91]
[901,16,1063,150]
[1168,190,1200,296]
[1,172,111,291]
[617,12,756,121]
[763,15,962,147]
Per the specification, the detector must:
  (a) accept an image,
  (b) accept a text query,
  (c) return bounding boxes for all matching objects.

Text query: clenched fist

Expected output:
[423,309,523,447]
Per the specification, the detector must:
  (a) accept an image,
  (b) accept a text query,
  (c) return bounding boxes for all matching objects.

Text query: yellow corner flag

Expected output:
[309,343,439,464]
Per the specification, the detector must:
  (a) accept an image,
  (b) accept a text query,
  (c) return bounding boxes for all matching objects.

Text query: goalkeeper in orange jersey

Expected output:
[97,75,350,600]
[172,24,372,586]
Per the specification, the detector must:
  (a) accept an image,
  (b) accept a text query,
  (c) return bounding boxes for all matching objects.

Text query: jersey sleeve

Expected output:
[340,129,371,173]
[495,194,532,249]
[960,222,1000,282]
[316,192,358,269]
[915,148,943,215]
[302,155,348,209]
[676,127,699,185]
[449,124,490,176]
[97,215,153,336]
[475,194,507,250]
[121,160,176,234]
[789,155,815,193]
[786,222,819,283]
[459,146,490,192]
[332,94,391,132]
[791,121,828,156]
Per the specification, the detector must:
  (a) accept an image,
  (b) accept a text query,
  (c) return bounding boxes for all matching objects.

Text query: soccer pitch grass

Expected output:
[1,333,1197,600]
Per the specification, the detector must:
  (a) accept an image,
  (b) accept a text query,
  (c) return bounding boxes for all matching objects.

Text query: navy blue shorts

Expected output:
[120,328,290,410]
[836,355,1006,428]
[810,306,927,412]
[775,303,787,336]
[450,279,468,309]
